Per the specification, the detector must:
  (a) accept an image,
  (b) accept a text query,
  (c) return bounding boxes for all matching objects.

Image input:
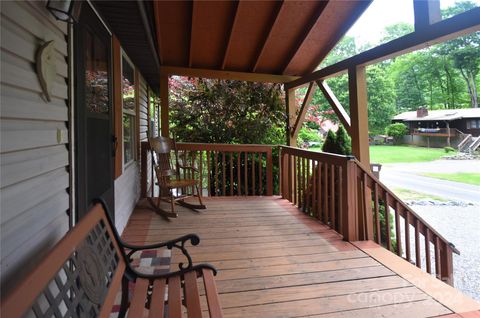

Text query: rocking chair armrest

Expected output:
[122,234,200,263]
[178,164,198,172]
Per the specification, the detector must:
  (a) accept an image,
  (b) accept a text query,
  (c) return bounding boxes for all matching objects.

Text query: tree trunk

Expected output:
[460,68,477,108]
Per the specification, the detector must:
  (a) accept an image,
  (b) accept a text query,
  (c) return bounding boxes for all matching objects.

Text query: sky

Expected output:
[346,0,480,47]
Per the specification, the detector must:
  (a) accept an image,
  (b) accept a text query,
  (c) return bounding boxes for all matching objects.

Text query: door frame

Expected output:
[71,1,115,224]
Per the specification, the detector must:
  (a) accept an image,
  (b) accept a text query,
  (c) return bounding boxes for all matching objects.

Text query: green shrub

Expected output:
[322,126,351,155]
[322,130,337,153]
[298,127,321,146]
[444,146,455,153]
[335,126,352,155]
[375,201,398,252]
[385,123,408,139]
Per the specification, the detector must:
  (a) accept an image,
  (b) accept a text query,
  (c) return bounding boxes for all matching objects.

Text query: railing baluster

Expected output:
[252,153,256,195]
[293,156,297,205]
[374,183,381,244]
[244,152,249,196]
[405,211,411,263]
[384,191,392,251]
[415,218,421,268]
[222,152,226,196]
[259,153,263,195]
[337,165,343,232]
[317,162,322,222]
[312,161,317,218]
[323,163,328,224]
[199,150,203,196]
[395,201,402,257]
[425,228,431,274]
[330,164,335,228]
[230,152,233,196]
[435,236,441,279]
[214,151,219,196]
[237,152,241,195]
[207,151,211,197]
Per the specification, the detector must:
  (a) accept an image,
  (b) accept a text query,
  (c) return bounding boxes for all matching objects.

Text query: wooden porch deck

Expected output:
[122,197,480,318]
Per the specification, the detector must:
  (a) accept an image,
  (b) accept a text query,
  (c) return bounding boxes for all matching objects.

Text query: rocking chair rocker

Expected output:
[149,136,206,218]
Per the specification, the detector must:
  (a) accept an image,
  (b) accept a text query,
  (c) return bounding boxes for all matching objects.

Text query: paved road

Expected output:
[380,160,480,203]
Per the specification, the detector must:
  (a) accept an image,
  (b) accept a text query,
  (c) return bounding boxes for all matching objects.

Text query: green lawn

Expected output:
[393,188,448,202]
[421,173,480,186]
[369,145,451,164]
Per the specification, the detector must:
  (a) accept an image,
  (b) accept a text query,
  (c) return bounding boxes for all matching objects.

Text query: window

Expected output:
[468,119,480,129]
[122,54,136,165]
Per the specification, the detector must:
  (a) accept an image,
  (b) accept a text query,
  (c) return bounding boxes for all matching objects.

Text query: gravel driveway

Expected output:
[408,204,480,301]
[379,160,480,301]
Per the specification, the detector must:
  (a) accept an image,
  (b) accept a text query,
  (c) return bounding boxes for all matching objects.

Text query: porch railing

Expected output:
[141,142,273,197]
[175,143,273,196]
[279,146,457,285]
[412,128,456,136]
[141,142,457,285]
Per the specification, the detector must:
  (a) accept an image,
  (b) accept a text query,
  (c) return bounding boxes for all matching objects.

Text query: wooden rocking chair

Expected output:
[149,136,206,218]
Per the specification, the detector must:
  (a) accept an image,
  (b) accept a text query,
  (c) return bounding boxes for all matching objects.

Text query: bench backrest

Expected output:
[1,204,126,318]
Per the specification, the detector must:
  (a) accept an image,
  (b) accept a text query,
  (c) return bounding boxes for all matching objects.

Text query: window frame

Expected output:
[121,51,137,168]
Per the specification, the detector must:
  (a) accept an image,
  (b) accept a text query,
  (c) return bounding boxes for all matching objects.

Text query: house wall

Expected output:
[114,75,149,233]
[0,1,155,294]
[0,1,70,293]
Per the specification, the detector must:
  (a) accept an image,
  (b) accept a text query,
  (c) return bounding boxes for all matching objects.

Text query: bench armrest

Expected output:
[122,234,200,271]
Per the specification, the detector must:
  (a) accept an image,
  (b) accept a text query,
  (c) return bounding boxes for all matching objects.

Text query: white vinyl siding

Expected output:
[0,0,70,294]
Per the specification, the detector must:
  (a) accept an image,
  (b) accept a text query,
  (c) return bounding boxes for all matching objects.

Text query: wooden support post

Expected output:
[414,0,441,32]
[441,243,454,286]
[349,66,373,242]
[160,74,169,137]
[286,86,297,146]
[343,159,358,241]
[348,66,370,166]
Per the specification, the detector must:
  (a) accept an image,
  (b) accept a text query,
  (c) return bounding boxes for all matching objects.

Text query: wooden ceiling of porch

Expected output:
[154,0,371,77]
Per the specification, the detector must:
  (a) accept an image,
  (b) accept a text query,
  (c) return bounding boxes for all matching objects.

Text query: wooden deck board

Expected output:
[122,197,463,317]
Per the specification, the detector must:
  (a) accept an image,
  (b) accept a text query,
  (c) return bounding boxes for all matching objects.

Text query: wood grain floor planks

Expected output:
[123,196,454,317]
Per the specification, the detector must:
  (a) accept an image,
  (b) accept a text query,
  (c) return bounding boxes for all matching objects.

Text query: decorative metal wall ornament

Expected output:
[36,40,56,102]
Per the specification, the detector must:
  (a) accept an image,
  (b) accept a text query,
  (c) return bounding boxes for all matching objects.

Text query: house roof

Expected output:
[94,1,372,91]
[393,108,480,121]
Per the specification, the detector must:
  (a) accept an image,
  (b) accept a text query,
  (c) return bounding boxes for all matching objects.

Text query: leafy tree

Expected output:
[169,77,285,144]
[366,65,396,135]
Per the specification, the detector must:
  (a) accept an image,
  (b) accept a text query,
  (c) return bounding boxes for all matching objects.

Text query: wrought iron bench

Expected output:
[1,200,223,318]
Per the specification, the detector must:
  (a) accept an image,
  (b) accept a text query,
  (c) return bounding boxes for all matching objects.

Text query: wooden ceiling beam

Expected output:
[317,80,351,135]
[221,0,241,70]
[291,82,315,140]
[160,66,299,83]
[285,7,480,90]
[153,1,163,65]
[281,1,328,75]
[252,0,284,72]
[188,0,197,67]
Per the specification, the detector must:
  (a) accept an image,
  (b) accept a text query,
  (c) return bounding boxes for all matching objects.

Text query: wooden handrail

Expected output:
[143,142,274,197]
[351,158,457,285]
[278,146,457,286]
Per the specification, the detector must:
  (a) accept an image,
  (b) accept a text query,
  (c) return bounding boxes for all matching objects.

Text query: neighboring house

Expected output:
[392,107,480,147]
